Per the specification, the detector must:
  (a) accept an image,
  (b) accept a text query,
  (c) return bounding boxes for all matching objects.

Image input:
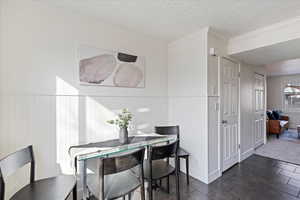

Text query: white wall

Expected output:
[207,30,265,181]
[240,64,266,160]
[267,74,300,128]
[240,63,254,159]
[0,0,270,195]
[0,0,3,158]
[168,28,228,184]
[168,28,209,182]
[207,30,227,182]
[0,0,168,198]
[167,26,264,183]
[206,31,265,180]
[240,64,254,159]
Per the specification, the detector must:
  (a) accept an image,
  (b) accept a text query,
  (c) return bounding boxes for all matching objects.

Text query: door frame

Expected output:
[264,74,267,145]
[218,56,241,172]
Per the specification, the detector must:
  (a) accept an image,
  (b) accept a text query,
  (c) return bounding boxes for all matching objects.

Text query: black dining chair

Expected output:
[0,145,77,200]
[155,126,190,185]
[86,148,146,200]
[144,140,180,200]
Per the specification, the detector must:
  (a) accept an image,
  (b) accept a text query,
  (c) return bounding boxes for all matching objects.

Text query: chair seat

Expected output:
[168,148,189,158]
[10,175,76,200]
[144,160,175,180]
[87,169,141,200]
[152,146,189,158]
[177,148,189,157]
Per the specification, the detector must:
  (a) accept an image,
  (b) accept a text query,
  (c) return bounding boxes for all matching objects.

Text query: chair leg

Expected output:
[122,196,126,200]
[140,163,146,200]
[167,176,170,193]
[149,179,153,200]
[186,157,190,185]
[178,159,181,173]
[140,183,145,200]
[154,180,158,190]
[72,184,77,200]
[175,158,180,200]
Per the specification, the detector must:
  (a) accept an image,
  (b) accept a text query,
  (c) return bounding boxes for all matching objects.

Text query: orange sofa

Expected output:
[268,115,289,138]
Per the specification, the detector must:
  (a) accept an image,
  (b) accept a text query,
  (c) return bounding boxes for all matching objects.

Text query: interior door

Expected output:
[220,57,239,172]
[254,74,265,148]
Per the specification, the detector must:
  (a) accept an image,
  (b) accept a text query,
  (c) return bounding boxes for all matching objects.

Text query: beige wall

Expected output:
[267,74,300,128]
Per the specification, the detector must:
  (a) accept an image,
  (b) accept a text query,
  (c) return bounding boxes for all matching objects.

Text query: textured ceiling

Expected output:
[39,0,300,41]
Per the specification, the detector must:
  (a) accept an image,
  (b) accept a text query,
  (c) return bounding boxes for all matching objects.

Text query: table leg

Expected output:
[81,160,88,200]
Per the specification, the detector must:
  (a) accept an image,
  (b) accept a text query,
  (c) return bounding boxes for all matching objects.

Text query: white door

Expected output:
[254,74,265,148]
[220,58,239,172]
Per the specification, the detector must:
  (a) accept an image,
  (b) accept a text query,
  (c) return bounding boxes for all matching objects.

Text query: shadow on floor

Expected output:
[78,155,300,200]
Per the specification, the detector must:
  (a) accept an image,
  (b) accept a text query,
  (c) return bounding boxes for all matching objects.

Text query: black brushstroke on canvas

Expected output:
[87,80,104,84]
[118,52,138,62]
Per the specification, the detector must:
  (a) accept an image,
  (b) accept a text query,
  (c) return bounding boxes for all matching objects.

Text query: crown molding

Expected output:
[228,17,300,55]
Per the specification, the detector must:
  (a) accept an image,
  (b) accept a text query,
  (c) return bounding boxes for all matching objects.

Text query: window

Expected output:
[284,84,300,110]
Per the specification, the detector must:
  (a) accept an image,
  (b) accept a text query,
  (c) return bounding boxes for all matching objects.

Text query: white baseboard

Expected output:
[208,169,221,183]
[255,140,264,149]
[240,148,254,162]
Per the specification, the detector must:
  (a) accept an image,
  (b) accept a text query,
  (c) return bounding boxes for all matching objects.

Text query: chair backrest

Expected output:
[149,140,178,161]
[96,148,145,200]
[0,146,35,200]
[99,148,145,175]
[0,170,4,200]
[155,126,180,140]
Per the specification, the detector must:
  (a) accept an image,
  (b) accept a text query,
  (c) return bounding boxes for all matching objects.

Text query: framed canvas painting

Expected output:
[78,45,145,88]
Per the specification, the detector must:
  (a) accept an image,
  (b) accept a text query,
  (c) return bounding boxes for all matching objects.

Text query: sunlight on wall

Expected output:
[133,106,152,132]
[136,123,150,130]
[135,107,151,131]
[56,77,79,175]
[137,107,150,113]
[85,97,117,142]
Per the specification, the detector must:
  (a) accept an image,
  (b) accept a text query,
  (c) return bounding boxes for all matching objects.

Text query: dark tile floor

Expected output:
[130,155,300,200]
[87,155,300,200]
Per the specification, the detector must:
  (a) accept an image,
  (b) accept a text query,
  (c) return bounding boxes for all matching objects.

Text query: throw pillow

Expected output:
[272,110,280,120]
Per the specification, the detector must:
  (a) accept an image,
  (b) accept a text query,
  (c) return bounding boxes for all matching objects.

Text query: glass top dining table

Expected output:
[69,133,177,200]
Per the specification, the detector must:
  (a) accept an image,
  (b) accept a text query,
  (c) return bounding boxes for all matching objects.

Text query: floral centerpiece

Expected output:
[107,108,132,144]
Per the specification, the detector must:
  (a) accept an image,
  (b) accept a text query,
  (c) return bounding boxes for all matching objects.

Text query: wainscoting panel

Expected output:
[0,94,168,198]
[168,96,209,183]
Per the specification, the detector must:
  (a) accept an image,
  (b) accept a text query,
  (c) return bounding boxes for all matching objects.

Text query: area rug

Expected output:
[255,136,300,165]
[280,129,300,143]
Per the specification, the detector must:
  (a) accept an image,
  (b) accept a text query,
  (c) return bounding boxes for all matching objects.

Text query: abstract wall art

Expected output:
[79,45,145,88]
